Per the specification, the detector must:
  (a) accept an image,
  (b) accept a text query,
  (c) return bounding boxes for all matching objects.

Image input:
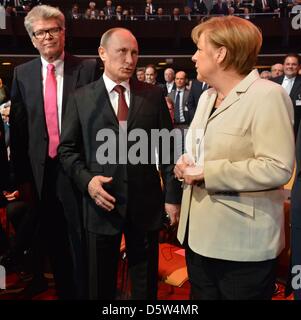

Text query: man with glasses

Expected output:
[9,5,99,299]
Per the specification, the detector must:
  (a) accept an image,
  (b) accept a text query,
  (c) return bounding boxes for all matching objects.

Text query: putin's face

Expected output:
[99,30,139,83]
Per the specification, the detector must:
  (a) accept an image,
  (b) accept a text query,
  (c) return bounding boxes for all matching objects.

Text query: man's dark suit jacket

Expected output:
[168,88,190,124]
[272,75,301,137]
[9,53,99,230]
[103,5,115,17]
[159,82,176,97]
[291,120,301,299]
[187,79,208,124]
[58,77,182,235]
[253,0,279,12]
[210,3,229,15]
[0,117,8,206]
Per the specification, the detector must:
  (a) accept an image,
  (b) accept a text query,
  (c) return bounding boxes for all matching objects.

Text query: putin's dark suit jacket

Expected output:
[58,77,182,236]
[272,75,301,137]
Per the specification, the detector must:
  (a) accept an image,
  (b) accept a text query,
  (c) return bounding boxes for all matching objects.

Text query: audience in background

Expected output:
[260,70,272,79]
[136,67,146,82]
[1,0,298,19]
[159,68,176,96]
[145,64,160,85]
[272,53,301,137]
[271,63,284,78]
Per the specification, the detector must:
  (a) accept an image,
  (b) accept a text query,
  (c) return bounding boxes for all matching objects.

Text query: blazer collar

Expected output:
[62,53,83,118]
[126,79,145,129]
[93,77,119,128]
[290,75,301,98]
[208,69,260,120]
[93,77,145,129]
[30,58,44,116]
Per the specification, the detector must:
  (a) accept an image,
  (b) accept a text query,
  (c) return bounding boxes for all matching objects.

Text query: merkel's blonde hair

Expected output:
[192,16,262,75]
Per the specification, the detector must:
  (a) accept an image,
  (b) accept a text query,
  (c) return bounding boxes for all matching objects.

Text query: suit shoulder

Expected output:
[254,78,284,93]
[15,58,40,74]
[136,81,165,96]
[271,75,283,84]
[80,58,98,69]
[65,54,97,68]
[72,79,98,97]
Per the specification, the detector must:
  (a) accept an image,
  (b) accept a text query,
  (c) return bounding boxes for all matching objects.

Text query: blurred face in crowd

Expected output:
[145,67,157,84]
[99,29,139,83]
[164,68,175,83]
[157,8,163,15]
[283,56,299,79]
[271,63,284,78]
[260,70,271,80]
[31,18,65,62]
[136,69,145,82]
[175,71,187,89]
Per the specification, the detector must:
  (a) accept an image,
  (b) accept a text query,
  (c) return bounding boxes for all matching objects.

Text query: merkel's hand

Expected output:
[174,154,194,181]
[183,172,204,185]
[88,176,116,211]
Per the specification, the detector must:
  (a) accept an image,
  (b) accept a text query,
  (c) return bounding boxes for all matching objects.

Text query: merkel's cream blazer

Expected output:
[177,70,295,262]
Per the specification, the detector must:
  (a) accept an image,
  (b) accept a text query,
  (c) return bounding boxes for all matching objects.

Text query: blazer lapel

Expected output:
[31,58,44,117]
[290,75,301,99]
[183,89,190,104]
[209,91,241,120]
[209,69,260,121]
[93,77,119,128]
[127,79,145,129]
[62,54,80,119]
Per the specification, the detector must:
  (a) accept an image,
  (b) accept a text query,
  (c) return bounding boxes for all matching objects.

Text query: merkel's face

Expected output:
[100,30,139,83]
[192,33,216,83]
[31,18,65,62]
[284,57,299,78]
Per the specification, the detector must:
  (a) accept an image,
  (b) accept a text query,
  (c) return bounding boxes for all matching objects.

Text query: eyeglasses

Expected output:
[32,27,62,40]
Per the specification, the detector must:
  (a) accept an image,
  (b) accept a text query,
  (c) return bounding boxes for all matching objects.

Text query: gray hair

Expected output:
[24,5,65,37]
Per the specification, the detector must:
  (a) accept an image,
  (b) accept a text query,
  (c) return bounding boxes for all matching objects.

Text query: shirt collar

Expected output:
[284,75,296,81]
[41,52,64,75]
[103,72,130,93]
